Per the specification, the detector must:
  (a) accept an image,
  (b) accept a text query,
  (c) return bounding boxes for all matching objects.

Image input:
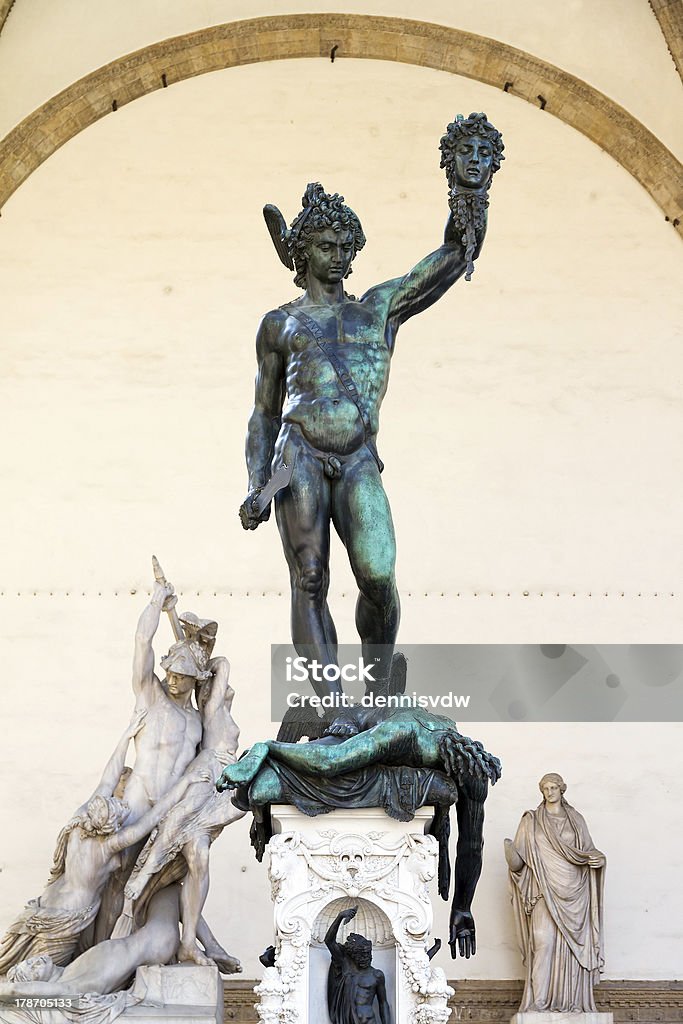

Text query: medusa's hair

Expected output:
[289,183,366,289]
[439,112,505,187]
[438,113,505,281]
[344,933,373,964]
[438,729,502,786]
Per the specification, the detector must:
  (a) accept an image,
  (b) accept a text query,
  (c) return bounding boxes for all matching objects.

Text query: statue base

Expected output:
[123,965,223,1023]
[255,804,453,1024]
[512,1014,613,1024]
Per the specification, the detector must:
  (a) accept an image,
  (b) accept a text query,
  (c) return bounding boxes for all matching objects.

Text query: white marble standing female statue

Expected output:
[504,773,606,1014]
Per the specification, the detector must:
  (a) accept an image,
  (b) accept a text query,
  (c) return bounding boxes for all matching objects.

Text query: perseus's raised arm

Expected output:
[364,211,485,332]
[367,112,503,334]
[246,313,286,492]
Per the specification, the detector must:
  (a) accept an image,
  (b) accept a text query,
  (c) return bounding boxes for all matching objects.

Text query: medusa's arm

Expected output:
[449,776,487,959]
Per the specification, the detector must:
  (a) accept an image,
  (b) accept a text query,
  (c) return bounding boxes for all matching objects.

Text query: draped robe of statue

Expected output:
[508,801,605,1013]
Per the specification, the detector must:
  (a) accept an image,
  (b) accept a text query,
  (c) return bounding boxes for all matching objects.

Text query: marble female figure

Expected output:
[504,774,606,1013]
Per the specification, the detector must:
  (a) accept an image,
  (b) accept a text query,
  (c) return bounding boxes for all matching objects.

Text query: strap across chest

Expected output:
[285,306,384,474]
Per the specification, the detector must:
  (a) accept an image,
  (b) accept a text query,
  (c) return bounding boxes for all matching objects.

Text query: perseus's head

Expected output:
[439,112,505,191]
[289,183,366,289]
[344,932,373,969]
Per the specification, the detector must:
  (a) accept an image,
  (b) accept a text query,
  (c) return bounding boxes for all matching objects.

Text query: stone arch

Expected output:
[0,13,681,235]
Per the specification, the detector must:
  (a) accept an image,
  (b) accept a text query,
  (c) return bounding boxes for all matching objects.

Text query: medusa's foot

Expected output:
[216,742,270,790]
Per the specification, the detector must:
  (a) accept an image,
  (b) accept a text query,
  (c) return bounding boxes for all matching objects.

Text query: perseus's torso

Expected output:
[279,298,391,453]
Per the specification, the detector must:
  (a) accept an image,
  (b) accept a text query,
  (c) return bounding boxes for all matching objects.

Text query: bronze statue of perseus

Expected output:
[240,114,504,696]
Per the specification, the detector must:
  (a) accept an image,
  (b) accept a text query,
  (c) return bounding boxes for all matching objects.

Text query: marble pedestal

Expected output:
[123,964,223,1023]
[512,1014,614,1024]
[255,805,453,1024]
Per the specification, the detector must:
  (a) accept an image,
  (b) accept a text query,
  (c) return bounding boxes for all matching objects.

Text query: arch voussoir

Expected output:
[0,13,680,236]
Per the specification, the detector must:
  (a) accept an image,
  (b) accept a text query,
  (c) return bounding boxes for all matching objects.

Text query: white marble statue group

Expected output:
[0,561,245,1018]
[0,559,609,1023]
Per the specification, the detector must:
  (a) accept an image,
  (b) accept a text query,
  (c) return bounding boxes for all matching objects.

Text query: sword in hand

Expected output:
[239,460,295,531]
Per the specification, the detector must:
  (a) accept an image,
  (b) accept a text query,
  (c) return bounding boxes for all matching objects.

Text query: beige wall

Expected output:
[0,1,681,159]
[0,56,681,980]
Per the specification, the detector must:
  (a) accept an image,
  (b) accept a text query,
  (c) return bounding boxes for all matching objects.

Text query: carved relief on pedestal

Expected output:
[255,807,453,1024]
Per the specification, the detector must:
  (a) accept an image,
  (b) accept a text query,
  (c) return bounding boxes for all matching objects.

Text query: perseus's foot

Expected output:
[178,941,215,968]
[216,742,270,790]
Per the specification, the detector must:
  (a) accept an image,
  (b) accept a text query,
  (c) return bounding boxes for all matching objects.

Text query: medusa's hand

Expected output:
[449,909,476,959]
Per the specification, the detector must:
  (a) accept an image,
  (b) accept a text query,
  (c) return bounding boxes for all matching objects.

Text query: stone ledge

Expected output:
[223,978,683,1024]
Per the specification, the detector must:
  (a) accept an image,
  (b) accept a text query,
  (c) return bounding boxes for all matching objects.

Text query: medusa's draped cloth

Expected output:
[508,803,605,1013]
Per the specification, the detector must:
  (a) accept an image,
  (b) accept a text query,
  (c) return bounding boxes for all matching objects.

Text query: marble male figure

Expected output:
[117,654,244,972]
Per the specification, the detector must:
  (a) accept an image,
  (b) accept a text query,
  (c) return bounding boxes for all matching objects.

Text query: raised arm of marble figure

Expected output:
[88,709,148,803]
[132,579,175,700]
[200,657,234,743]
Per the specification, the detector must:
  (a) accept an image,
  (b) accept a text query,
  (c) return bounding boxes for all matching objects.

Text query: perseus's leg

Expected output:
[332,450,399,689]
[275,448,339,694]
